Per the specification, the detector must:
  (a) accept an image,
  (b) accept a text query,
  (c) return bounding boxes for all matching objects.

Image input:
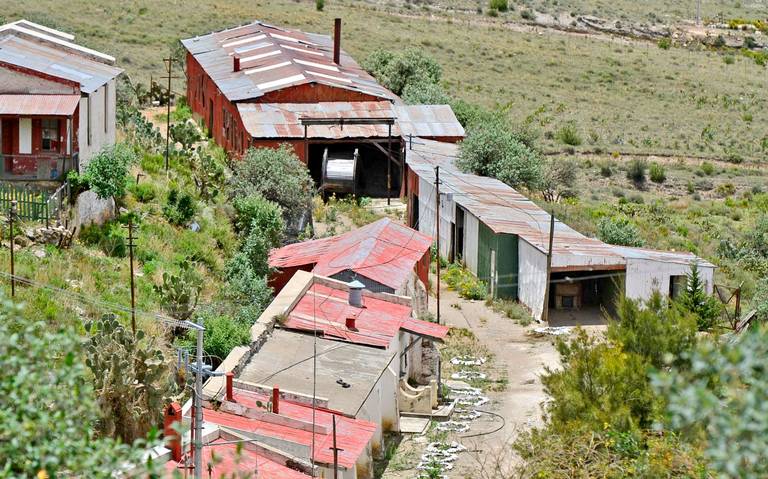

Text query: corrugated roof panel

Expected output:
[270,217,432,290]
[0,94,80,115]
[395,105,465,139]
[0,35,122,93]
[181,20,394,102]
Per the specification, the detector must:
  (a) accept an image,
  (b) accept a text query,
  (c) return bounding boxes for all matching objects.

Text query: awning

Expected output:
[0,94,80,116]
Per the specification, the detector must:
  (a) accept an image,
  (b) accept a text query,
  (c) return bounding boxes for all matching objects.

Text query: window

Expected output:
[670,275,687,299]
[41,119,59,152]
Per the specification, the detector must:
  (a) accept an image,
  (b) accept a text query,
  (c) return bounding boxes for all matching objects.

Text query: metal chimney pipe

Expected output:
[348,280,365,308]
[225,372,234,402]
[272,386,280,415]
[233,56,240,72]
[333,18,341,65]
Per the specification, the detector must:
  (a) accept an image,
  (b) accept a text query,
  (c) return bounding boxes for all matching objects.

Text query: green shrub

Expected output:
[626,158,647,185]
[362,48,442,95]
[79,222,127,257]
[716,182,736,197]
[489,0,508,12]
[67,170,90,197]
[555,122,582,146]
[154,258,202,321]
[316,0,324,11]
[443,263,487,300]
[83,143,137,205]
[402,81,451,105]
[520,9,535,20]
[649,162,666,183]
[597,216,644,247]
[723,55,736,65]
[127,182,156,203]
[675,264,722,331]
[487,8,499,17]
[657,38,671,49]
[232,194,284,241]
[700,161,715,175]
[170,97,192,123]
[162,187,197,226]
[599,162,613,177]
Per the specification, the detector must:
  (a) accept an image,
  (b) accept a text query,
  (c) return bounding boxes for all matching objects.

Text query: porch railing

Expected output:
[0,153,78,181]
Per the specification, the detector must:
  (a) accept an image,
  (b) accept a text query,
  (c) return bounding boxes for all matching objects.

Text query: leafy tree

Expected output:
[0,299,143,477]
[232,194,284,240]
[362,48,442,95]
[597,215,644,247]
[85,315,177,444]
[676,263,721,331]
[229,145,313,221]
[457,118,542,190]
[402,80,451,105]
[654,325,768,477]
[540,158,578,202]
[83,142,138,211]
[449,98,494,128]
[154,258,203,321]
[163,187,197,226]
[224,253,274,325]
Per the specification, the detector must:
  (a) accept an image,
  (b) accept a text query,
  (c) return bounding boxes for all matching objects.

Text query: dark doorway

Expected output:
[208,99,214,137]
[455,206,465,263]
[2,119,16,173]
[411,193,420,229]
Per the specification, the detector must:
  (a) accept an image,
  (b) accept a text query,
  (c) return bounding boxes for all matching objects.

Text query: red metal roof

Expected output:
[0,94,80,116]
[284,282,448,347]
[203,388,376,469]
[164,437,311,479]
[270,218,432,290]
[181,21,393,102]
[239,101,400,139]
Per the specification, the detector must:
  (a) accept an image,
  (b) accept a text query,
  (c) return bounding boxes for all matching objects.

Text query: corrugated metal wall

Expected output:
[417,176,453,259]
[518,239,548,321]
[477,222,518,299]
[464,211,479,274]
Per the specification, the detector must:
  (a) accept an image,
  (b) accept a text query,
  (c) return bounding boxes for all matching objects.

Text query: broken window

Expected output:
[41,119,59,152]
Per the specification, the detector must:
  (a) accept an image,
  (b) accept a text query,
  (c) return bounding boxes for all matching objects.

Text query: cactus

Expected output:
[85,315,178,444]
[154,258,203,321]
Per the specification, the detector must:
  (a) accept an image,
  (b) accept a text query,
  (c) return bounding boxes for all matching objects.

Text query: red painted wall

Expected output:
[268,264,315,295]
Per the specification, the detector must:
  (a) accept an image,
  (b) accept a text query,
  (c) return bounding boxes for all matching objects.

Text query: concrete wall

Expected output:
[77,78,117,170]
[0,66,78,94]
[625,259,714,302]
[518,238,548,321]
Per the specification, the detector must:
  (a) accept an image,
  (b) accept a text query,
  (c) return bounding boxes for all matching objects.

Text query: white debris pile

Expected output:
[450,356,486,366]
[415,442,467,478]
[450,370,486,380]
[532,326,573,337]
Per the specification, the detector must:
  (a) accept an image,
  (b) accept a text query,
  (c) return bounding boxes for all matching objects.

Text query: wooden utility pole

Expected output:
[434,166,441,325]
[329,415,343,478]
[696,0,702,25]
[387,123,392,206]
[125,219,137,337]
[541,212,556,324]
[160,57,179,173]
[9,200,16,297]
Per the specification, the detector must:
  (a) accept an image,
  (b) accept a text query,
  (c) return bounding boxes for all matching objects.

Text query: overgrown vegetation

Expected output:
[443,263,487,300]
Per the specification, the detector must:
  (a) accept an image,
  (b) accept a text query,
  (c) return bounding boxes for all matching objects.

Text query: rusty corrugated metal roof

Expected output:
[239,101,399,139]
[394,104,465,139]
[181,21,393,102]
[407,139,626,268]
[0,34,122,93]
[203,387,376,470]
[283,282,448,348]
[612,246,716,267]
[270,218,431,289]
[0,94,79,115]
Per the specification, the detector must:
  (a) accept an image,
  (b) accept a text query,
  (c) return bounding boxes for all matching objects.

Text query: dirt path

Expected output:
[432,284,559,477]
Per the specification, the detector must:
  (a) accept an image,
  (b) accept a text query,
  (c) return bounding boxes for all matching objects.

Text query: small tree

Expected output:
[457,118,542,190]
[232,194,284,241]
[362,48,442,95]
[154,258,203,321]
[540,158,578,202]
[676,263,721,331]
[84,143,137,212]
[597,215,644,247]
[229,145,313,221]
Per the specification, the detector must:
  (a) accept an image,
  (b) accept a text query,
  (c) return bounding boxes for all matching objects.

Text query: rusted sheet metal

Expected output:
[613,246,716,268]
[394,104,465,139]
[238,101,401,139]
[181,21,393,102]
[0,34,121,93]
[270,218,432,290]
[202,387,376,470]
[0,94,79,116]
[283,282,449,348]
[406,139,626,268]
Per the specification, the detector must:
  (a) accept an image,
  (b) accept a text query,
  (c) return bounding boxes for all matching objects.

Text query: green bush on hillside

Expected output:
[597,215,644,247]
[649,162,666,183]
[489,0,508,12]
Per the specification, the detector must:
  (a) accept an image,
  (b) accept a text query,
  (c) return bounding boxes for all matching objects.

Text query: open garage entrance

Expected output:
[547,269,626,326]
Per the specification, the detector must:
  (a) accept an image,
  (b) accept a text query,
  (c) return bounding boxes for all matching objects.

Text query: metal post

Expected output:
[387,123,392,206]
[696,0,701,25]
[542,212,556,324]
[126,219,137,337]
[164,58,173,173]
[9,200,16,297]
[303,124,309,167]
[330,415,342,479]
[434,166,441,325]
[194,327,204,479]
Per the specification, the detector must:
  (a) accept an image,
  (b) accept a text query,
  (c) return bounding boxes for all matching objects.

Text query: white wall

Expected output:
[18,118,32,154]
[625,259,714,302]
[418,177,453,259]
[356,360,398,459]
[518,238,548,321]
[77,78,117,170]
[464,211,479,274]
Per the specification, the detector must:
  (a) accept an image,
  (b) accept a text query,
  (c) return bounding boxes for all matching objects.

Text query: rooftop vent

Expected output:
[333,18,342,65]
[348,279,365,307]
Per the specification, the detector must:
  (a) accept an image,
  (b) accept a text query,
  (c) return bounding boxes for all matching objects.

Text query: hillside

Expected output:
[4,0,768,162]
